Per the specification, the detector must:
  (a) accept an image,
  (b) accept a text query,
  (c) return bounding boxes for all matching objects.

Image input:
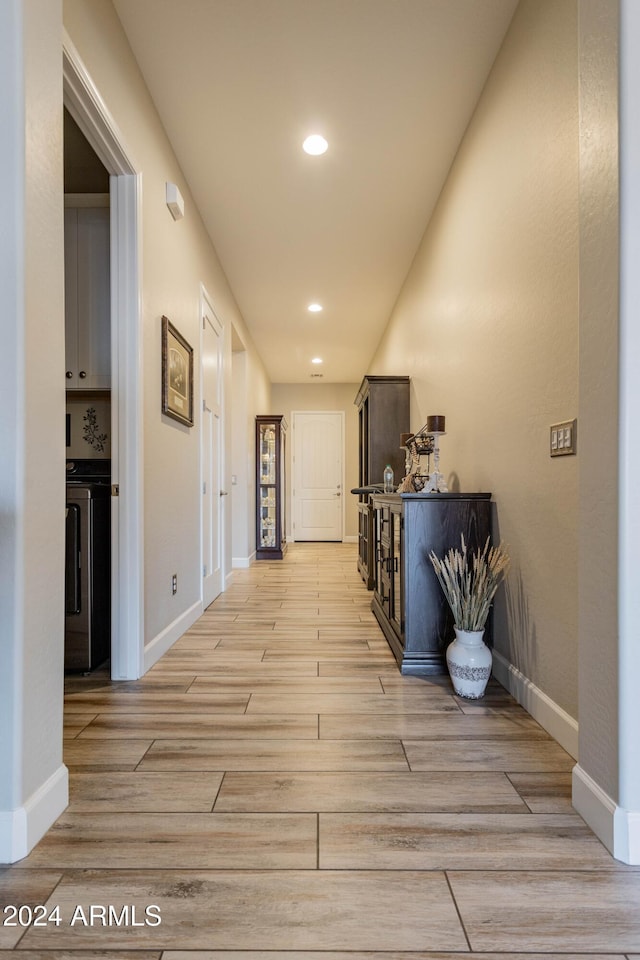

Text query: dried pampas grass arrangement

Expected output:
[429,535,510,631]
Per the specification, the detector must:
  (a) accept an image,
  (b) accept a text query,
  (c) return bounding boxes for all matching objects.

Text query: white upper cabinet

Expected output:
[64,204,110,390]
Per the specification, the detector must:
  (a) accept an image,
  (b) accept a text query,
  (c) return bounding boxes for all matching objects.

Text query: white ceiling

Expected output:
[113,0,518,383]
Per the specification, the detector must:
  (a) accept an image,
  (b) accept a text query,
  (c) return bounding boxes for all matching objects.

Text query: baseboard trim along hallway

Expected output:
[491,649,579,759]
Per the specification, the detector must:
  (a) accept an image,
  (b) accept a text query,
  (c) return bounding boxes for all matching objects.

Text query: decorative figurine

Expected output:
[397,415,448,493]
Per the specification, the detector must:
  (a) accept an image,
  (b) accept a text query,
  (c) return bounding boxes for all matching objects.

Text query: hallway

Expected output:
[2,542,640,953]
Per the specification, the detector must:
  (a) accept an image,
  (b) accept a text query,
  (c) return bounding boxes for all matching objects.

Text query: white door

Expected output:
[293,412,343,541]
[201,295,224,607]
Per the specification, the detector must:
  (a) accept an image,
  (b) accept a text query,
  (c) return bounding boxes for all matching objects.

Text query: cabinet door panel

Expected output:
[403,499,491,652]
[76,208,111,389]
[64,208,79,383]
[391,510,402,633]
[373,506,383,597]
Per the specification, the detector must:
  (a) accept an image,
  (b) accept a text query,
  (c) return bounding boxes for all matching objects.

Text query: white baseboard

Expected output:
[572,764,616,855]
[493,652,640,865]
[0,764,68,864]
[143,599,202,673]
[225,570,234,589]
[491,651,579,759]
[232,553,255,569]
[342,535,358,544]
[573,764,640,865]
[616,807,640,864]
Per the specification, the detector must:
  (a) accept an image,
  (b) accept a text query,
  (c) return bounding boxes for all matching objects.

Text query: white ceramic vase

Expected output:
[445,627,492,699]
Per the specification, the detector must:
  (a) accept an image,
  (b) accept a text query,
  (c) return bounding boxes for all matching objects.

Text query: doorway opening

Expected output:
[230,327,252,568]
[63,32,143,680]
[63,110,111,674]
[200,286,225,608]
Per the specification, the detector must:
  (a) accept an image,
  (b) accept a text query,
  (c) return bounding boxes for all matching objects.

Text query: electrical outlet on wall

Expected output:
[171,573,177,595]
[550,419,577,457]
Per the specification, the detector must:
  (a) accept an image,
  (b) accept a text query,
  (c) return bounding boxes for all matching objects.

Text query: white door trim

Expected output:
[62,32,139,174]
[63,32,144,679]
[200,284,225,605]
[291,410,345,543]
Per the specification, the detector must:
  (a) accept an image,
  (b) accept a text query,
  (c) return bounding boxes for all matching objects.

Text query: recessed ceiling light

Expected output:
[308,303,323,313]
[311,357,323,364]
[303,134,328,156]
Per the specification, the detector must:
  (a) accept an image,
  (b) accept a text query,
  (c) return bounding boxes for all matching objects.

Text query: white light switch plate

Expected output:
[550,419,577,457]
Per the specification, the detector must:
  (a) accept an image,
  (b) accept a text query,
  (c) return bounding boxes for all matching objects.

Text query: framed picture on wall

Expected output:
[161,315,194,427]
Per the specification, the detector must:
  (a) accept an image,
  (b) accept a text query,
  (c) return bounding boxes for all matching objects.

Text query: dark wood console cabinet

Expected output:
[354,375,410,588]
[371,492,492,675]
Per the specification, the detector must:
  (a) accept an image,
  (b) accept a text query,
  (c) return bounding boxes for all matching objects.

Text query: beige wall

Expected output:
[63,0,271,645]
[271,383,360,543]
[370,0,580,719]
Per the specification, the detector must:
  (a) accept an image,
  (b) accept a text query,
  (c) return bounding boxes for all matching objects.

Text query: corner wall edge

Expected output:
[0,764,68,864]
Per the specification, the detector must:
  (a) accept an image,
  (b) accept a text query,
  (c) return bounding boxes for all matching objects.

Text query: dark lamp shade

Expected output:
[426,415,446,433]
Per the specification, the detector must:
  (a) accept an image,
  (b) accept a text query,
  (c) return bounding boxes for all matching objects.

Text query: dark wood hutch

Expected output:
[354,375,410,588]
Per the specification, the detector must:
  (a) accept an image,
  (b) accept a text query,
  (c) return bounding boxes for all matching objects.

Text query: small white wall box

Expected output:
[166,182,184,220]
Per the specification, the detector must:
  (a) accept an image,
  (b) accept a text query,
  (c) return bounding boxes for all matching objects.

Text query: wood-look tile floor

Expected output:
[2,542,640,956]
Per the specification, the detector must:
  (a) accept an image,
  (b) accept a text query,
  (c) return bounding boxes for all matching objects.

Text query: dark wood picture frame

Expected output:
[161,315,194,427]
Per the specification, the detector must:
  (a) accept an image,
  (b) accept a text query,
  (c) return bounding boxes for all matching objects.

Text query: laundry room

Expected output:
[64,107,112,673]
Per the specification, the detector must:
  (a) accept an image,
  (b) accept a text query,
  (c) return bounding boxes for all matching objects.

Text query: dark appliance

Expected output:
[65,459,111,671]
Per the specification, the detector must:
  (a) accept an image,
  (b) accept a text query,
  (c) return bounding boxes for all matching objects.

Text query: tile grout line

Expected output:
[444,869,472,951]
[210,771,226,812]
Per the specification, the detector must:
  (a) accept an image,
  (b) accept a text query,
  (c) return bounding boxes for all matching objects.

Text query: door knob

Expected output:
[220,490,229,496]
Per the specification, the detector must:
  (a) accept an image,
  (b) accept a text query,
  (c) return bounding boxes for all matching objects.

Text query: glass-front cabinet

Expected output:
[256,415,287,560]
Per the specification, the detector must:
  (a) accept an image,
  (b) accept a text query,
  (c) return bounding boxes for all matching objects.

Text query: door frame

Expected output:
[200,284,226,606]
[63,32,144,679]
[291,410,345,542]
